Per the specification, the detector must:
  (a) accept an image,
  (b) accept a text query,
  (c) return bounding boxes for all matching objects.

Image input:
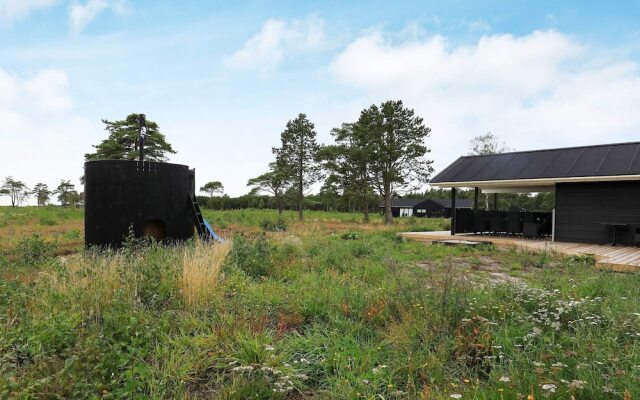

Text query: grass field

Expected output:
[1,206,640,399]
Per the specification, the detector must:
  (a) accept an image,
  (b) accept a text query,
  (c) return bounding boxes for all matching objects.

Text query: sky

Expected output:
[1,0,640,205]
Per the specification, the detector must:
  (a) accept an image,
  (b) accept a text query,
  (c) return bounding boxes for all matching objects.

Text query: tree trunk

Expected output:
[298,178,304,221]
[362,196,370,223]
[277,201,283,218]
[383,181,393,224]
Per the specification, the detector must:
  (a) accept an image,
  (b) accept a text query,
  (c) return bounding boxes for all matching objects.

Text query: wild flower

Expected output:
[372,364,388,374]
[450,394,462,399]
[541,383,556,393]
[499,376,510,382]
[567,380,586,389]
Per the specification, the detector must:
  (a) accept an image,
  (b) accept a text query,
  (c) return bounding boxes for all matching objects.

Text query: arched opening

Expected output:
[144,219,166,241]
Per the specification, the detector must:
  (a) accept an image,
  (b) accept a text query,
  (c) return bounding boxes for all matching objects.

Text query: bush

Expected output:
[63,229,82,240]
[340,231,360,240]
[260,219,287,232]
[230,235,271,278]
[39,216,58,226]
[13,234,53,265]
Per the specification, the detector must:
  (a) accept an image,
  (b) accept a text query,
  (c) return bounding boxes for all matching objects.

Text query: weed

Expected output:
[13,234,53,265]
[340,231,360,240]
[230,234,271,278]
[260,218,287,232]
[181,241,231,308]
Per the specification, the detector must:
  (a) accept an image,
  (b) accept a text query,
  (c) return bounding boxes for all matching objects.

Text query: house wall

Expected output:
[422,200,447,218]
[555,181,640,245]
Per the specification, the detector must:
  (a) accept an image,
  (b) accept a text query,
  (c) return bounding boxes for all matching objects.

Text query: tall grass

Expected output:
[181,240,231,308]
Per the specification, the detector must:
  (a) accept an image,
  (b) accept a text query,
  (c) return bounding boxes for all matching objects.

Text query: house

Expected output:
[429,141,640,246]
[423,198,473,218]
[381,198,473,218]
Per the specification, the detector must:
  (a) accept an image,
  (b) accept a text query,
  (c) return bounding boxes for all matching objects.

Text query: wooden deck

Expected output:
[400,231,640,272]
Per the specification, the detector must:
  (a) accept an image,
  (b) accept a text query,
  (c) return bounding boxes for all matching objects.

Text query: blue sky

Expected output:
[1,1,640,204]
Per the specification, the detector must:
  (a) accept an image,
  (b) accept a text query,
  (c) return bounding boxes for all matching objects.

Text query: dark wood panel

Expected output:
[555,181,640,245]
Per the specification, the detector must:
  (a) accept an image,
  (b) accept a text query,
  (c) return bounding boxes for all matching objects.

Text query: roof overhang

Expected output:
[430,174,640,192]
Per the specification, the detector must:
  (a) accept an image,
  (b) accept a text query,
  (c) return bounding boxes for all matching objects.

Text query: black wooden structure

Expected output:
[85,160,208,248]
[381,198,473,218]
[430,141,640,246]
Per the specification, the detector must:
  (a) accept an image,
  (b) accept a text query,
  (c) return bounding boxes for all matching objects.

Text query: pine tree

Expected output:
[355,100,433,224]
[273,113,321,221]
[85,114,176,161]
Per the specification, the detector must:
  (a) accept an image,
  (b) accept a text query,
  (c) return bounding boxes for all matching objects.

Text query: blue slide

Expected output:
[203,219,224,243]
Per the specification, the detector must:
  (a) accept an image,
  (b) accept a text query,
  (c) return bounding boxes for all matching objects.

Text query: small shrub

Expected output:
[340,231,360,240]
[63,229,82,240]
[349,241,372,258]
[39,216,58,226]
[13,234,53,265]
[565,253,596,267]
[260,219,287,232]
[230,235,271,278]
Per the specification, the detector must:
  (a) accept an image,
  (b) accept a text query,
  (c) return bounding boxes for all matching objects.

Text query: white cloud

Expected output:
[0,68,90,205]
[69,0,126,33]
[0,0,58,24]
[25,69,73,110]
[224,15,325,73]
[331,29,640,174]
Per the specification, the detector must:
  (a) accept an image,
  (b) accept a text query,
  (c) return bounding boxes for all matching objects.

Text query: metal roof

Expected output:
[385,199,428,208]
[430,141,640,187]
[430,199,473,208]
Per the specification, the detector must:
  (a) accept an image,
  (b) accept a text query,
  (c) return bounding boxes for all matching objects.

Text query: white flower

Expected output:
[568,380,586,389]
[450,395,462,399]
[499,376,510,382]
[541,383,557,393]
[264,345,275,351]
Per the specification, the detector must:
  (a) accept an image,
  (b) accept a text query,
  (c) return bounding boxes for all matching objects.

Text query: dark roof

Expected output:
[430,141,640,184]
[386,198,428,208]
[430,198,473,208]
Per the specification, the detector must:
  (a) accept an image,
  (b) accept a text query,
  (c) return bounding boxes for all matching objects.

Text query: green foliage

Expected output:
[200,181,224,197]
[0,176,30,207]
[354,100,434,224]
[32,183,52,206]
[13,234,53,265]
[5,208,640,398]
[55,179,78,207]
[39,215,58,225]
[273,113,321,220]
[340,231,360,240]
[259,218,287,232]
[85,113,176,162]
[230,234,272,278]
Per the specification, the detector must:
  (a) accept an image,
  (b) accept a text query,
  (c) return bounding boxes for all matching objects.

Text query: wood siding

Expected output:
[555,181,640,245]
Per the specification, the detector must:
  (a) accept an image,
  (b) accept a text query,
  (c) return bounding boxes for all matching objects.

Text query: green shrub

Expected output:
[39,216,58,226]
[230,235,271,278]
[340,231,360,240]
[13,234,53,265]
[260,219,287,232]
[63,229,82,240]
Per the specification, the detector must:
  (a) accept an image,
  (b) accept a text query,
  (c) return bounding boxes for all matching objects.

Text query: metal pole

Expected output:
[451,188,456,236]
[138,114,146,162]
[474,187,479,234]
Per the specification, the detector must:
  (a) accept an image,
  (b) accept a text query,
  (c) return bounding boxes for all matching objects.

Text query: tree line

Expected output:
[247,100,433,224]
[2,108,553,215]
[0,177,80,207]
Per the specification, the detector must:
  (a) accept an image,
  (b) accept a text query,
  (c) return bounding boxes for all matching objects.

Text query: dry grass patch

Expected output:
[181,240,232,308]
